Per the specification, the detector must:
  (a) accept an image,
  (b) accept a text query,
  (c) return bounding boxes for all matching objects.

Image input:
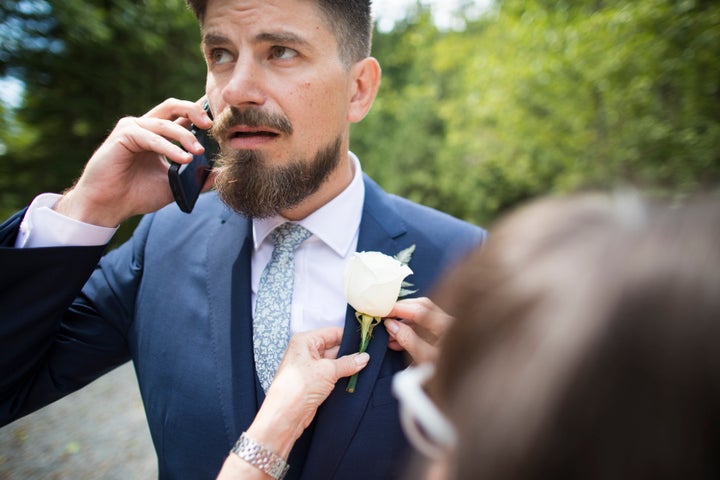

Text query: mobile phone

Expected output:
[168,101,219,213]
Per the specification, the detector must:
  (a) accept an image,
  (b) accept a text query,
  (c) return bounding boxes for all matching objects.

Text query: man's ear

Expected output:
[348,57,381,124]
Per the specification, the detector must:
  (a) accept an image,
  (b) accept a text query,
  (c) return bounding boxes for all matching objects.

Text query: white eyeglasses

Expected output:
[392,363,458,459]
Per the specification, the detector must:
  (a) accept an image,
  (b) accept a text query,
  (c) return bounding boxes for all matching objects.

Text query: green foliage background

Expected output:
[1,0,719,239]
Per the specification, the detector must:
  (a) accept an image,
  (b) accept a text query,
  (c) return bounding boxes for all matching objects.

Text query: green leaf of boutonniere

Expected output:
[394,244,416,266]
[395,244,417,298]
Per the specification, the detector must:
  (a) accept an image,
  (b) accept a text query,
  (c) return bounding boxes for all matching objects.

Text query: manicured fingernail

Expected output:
[384,319,398,334]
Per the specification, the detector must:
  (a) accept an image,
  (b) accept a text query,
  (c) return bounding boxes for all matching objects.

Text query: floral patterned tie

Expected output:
[253,222,312,392]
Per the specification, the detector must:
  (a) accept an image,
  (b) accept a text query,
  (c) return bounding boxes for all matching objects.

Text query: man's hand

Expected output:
[384,297,454,364]
[55,98,213,227]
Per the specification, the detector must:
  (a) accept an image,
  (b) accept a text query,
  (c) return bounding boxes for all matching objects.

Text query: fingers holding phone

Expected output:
[54,98,212,227]
[168,101,220,213]
[143,96,212,130]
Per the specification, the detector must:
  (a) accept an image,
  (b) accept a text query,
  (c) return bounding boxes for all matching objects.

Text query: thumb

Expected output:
[334,352,370,379]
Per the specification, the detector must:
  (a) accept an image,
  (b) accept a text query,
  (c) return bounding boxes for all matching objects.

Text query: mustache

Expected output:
[209,106,293,140]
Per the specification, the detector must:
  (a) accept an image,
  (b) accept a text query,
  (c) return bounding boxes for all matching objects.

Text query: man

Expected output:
[0,1,485,478]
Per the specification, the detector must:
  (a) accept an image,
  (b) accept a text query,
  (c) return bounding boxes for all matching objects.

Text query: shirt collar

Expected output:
[253,152,365,257]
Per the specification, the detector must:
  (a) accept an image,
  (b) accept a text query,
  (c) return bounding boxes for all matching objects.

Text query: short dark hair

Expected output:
[185,0,373,66]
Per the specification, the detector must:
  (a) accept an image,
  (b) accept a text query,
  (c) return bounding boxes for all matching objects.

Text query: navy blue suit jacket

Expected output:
[0,175,485,479]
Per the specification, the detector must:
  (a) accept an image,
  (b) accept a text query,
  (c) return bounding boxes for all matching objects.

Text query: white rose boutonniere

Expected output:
[344,245,416,393]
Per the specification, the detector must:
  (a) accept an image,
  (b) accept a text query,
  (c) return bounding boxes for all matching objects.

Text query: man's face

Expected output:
[201,0,353,217]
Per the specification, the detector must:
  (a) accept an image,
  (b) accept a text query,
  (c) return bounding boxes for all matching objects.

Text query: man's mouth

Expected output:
[225,126,281,149]
[229,127,280,139]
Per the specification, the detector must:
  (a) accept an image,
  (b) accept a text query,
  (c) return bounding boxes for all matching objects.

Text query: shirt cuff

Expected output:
[15,193,118,248]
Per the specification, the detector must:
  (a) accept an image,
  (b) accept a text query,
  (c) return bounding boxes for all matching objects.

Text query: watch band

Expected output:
[231,432,290,480]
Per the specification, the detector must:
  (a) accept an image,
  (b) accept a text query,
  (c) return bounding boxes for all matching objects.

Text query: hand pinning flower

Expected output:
[344,246,415,393]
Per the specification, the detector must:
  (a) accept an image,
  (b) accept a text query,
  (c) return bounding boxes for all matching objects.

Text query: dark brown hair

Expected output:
[185,0,373,67]
[431,192,720,479]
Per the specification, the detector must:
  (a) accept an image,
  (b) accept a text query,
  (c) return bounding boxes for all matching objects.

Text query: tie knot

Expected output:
[271,222,312,252]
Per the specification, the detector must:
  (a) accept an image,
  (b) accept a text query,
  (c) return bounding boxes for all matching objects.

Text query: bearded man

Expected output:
[0,1,485,479]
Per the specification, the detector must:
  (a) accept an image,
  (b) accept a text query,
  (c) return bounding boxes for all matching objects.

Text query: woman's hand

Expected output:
[256,327,370,448]
[217,327,369,479]
[384,297,454,365]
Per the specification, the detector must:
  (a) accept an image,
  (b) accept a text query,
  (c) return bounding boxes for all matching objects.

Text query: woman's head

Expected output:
[427,192,720,479]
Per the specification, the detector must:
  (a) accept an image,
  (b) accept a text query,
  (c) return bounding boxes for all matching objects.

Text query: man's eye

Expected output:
[270,46,298,60]
[211,49,233,64]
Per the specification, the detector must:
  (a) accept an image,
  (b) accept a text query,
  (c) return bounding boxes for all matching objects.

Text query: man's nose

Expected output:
[222,56,266,108]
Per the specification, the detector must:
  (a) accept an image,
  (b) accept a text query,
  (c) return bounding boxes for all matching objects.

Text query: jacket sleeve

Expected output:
[0,211,154,426]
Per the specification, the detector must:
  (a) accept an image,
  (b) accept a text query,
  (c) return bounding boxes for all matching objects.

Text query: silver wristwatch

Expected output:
[231,432,290,480]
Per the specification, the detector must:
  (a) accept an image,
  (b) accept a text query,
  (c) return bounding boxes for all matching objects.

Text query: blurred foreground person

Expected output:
[394,192,720,480]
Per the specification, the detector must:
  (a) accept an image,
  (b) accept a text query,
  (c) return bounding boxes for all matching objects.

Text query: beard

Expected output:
[210,107,342,218]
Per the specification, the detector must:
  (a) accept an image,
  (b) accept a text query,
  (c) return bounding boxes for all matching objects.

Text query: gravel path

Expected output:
[0,362,157,479]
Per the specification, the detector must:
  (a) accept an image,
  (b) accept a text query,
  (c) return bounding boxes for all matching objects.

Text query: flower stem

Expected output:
[346,371,360,393]
[346,313,382,393]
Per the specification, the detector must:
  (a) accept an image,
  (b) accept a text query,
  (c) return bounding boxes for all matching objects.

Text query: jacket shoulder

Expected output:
[363,174,486,247]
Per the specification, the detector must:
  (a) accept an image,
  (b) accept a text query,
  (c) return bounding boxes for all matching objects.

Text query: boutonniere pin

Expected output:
[344,245,416,393]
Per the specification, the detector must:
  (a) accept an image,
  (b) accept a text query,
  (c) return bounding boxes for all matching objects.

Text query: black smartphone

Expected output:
[168,101,219,213]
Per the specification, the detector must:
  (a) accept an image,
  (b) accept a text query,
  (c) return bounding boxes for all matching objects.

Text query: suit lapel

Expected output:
[300,176,409,479]
[206,207,258,446]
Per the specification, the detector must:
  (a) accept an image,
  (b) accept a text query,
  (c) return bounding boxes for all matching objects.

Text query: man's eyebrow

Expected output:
[202,33,230,47]
[201,31,311,49]
[255,31,310,48]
